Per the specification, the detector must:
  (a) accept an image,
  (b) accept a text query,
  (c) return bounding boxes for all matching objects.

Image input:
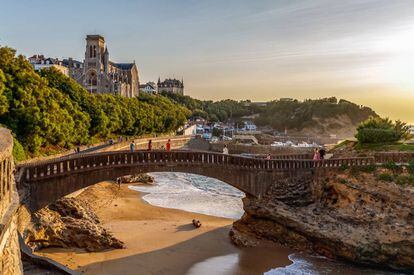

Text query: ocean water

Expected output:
[129,172,244,219]
[129,172,401,275]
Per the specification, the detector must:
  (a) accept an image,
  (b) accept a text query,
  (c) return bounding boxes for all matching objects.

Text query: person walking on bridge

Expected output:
[148,139,152,151]
[166,139,171,152]
[130,141,135,153]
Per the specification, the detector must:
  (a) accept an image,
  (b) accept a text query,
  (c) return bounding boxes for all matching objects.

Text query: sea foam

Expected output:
[129,172,244,219]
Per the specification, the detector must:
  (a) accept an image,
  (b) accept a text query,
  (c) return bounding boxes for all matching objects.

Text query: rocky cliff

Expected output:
[25,197,124,252]
[230,168,414,271]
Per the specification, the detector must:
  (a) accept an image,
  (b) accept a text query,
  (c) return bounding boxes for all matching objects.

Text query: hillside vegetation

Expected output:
[164,93,377,137]
[0,47,189,156]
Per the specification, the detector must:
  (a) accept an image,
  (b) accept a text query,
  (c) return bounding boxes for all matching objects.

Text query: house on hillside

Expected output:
[28,55,69,76]
[140,82,157,94]
[157,78,184,95]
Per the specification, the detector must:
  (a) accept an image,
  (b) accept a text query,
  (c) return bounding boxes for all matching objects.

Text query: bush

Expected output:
[340,164,349,171]
[355,128,398,143]
[355,117,410,144]
[377,173,394,182]
[12,137,26,162]
[395,175,414,186]
[382,161,401,173]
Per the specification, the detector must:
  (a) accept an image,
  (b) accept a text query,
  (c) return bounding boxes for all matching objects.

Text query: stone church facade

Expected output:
[65,35,139,98]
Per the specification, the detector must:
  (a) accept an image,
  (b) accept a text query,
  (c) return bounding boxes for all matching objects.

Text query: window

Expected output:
[89,45,93,58]
[88,72,97,86]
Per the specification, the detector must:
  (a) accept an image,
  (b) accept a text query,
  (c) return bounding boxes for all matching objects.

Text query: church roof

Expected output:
[112,63,135,70]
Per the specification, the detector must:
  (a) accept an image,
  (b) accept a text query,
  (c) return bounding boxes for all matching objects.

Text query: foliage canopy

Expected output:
[0,46,189,154]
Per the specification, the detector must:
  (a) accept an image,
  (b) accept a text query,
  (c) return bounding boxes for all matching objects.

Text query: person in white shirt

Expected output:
[223,145,229,155]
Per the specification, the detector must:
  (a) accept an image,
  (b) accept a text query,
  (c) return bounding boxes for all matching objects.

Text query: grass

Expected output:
[333,140,354,150]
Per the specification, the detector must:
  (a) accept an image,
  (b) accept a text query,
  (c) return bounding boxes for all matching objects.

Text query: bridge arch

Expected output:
[17,150,374,212]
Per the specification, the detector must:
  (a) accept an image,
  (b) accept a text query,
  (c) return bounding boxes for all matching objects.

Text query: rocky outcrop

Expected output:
[121,173,154,184]
[25,197,124,252]
[230,169,414,271]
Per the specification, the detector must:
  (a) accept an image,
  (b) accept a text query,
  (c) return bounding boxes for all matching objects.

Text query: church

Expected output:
[64,35,139,98]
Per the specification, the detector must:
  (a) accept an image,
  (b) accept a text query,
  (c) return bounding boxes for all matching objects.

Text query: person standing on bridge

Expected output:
[130,141,135,153]
[313,148,320,160]
[148,139,152,151]
[166,139,171,152]
[319,147,326,160]
[223,145,229,155]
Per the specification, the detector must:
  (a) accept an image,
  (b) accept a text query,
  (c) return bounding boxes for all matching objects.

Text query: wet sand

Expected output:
[36,182,292,275]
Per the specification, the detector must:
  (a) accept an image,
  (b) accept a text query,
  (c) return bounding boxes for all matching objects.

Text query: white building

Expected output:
[242,121,257,131]
[183,124,197,136]
[28,55,69,76]
[409,125,414,136]
[139,82,157,94]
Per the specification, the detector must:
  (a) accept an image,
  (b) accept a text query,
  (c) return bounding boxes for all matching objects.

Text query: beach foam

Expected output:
[129,172,244,219]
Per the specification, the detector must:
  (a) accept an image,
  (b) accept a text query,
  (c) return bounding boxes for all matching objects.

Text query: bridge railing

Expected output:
[373,152,414,164]
[20,150,375,181]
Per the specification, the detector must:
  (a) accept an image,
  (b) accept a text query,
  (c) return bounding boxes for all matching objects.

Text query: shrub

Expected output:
[12,137,26,162]
[377,173,394,182]
[340,164,349,171]
[395,175,414,186]
[355,117,410,144]
[382,161,401,173]
[355,128,398,143]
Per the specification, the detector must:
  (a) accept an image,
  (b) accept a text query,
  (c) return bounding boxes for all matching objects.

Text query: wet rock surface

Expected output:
[25,197,124,252]
[231,169,414,271]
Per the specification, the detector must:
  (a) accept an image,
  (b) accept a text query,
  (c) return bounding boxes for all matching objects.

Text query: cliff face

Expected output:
[230,169,414,271]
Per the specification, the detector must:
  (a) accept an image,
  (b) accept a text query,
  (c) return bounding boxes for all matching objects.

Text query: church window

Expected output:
[89,45,93,58]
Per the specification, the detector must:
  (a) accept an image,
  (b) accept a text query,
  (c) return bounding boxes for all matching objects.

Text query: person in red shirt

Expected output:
[166,139,171,151]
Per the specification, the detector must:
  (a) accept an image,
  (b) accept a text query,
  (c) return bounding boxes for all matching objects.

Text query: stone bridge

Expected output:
[16,150,375,212]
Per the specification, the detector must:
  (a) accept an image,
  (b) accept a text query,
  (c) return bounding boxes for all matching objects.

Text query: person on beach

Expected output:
[116,177,121,188]
[166,139,171,151]
[148,139,152,151]
[130,142,135,153]
[313,148,320,160]
[223,145,229,155]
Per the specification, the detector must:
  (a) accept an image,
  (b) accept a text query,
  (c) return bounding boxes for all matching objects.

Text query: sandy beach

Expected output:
[36,181,292,275]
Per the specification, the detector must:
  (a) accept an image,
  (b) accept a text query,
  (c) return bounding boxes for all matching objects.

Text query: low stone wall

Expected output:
[210,143,313,155]
[97,135,192,152]
[0,128,23,275]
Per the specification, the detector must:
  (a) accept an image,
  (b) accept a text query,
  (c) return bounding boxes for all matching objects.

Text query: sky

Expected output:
[0,0,413,123]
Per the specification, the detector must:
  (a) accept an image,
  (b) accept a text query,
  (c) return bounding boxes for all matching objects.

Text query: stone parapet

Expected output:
[0,127,23,275]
